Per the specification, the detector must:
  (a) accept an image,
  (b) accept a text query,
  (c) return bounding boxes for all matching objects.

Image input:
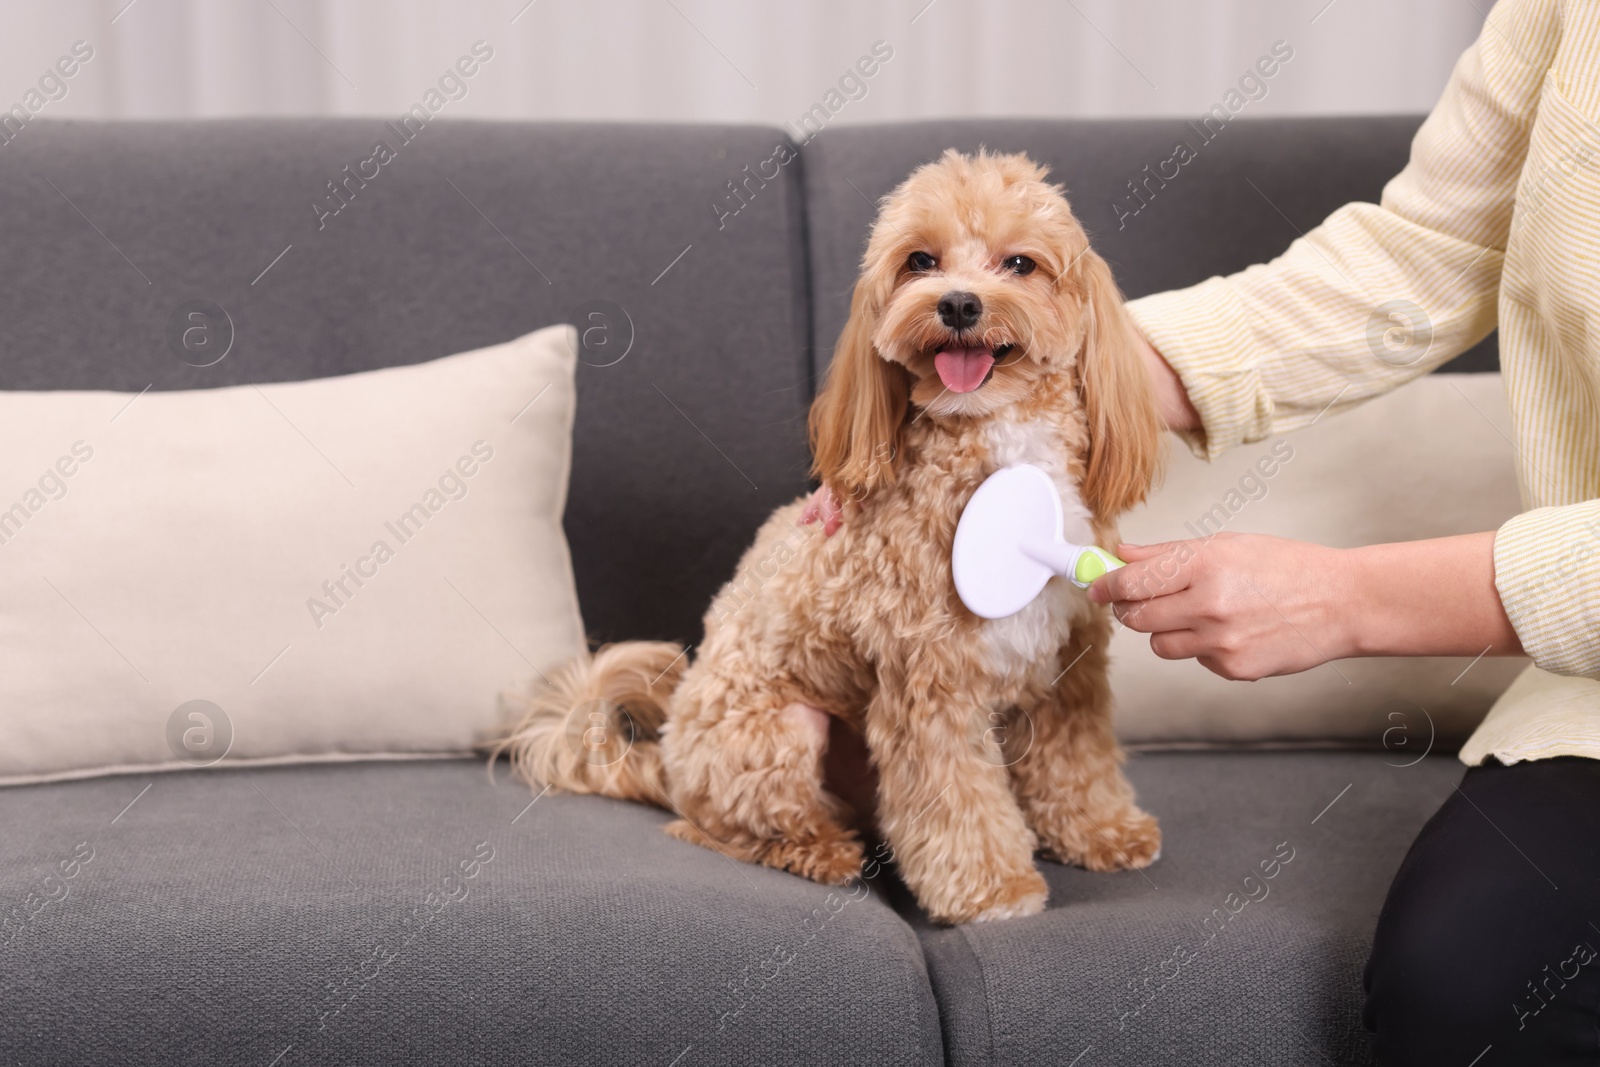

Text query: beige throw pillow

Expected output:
[1110,372,1529,749]
[0,325,584,784]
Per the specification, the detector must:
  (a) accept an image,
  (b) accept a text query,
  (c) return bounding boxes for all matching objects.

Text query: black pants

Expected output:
[1364,757,1600,1064]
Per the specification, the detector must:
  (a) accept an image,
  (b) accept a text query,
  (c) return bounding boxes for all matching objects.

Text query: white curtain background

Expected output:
[0,0,1483,126]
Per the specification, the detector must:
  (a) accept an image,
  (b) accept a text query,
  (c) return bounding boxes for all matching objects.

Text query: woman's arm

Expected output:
[1090,3,1554,679]
[1127,0,1549,460]
[1092,530,1521,682]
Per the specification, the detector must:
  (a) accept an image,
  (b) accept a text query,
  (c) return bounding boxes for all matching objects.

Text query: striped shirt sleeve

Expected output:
[1126,0,1600,680]
[1124,0,1554,462]
[1495,503,1600,677]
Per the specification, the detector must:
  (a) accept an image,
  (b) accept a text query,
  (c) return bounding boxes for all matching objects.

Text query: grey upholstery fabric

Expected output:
[799,117,1499,381]
[0,760,942,1066]
[911,751,1463,1067]
[1,119,813,647]
[0,752,1457,1065]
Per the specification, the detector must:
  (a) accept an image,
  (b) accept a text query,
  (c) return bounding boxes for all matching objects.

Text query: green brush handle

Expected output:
[1068,545,1126,589]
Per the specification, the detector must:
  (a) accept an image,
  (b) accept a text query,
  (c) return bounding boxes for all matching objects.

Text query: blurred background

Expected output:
[2,0,1483,125]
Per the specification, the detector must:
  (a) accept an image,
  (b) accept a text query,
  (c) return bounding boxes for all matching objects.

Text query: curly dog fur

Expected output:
[497,149,1164,924]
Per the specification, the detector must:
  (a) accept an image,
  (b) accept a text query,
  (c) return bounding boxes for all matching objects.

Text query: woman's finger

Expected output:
[1091,548,1197,604]
[799,485,843,536]
[1116,541,1183,562]
[819,490,842,535]
[1119,532,1232,561]
[1148,629,1207,661]
[1112,589,1205,634]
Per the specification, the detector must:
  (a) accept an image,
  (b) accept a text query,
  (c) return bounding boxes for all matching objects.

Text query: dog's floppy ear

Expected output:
[809,274,908,500]
[1073,248,1163,517]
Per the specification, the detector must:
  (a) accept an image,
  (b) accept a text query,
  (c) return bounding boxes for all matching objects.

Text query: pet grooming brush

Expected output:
[952,463,1126,620]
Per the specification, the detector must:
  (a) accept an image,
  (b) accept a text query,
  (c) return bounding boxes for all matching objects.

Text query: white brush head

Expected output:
[952,464,1071,620]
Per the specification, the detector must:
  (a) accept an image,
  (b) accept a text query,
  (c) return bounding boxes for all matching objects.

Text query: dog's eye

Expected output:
[1002,255,1036,276]
[907,251,937,273]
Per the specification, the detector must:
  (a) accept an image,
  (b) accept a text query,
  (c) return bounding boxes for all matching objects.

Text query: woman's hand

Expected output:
[1089,530,1521,681]
[1090,532,1356,680]
[800,484,843,536]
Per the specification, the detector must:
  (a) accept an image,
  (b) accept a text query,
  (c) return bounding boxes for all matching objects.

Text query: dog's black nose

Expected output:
[936,290,982,331]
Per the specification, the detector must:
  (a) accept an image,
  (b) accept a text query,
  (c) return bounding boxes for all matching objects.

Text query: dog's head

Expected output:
[809,149,1160,517]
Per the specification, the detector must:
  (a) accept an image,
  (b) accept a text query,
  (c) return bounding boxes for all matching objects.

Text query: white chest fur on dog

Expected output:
[976,415,1097,685]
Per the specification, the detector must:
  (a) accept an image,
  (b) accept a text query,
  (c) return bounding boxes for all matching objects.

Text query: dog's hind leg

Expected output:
[1008,620,1161,872]
[662,686,864,886]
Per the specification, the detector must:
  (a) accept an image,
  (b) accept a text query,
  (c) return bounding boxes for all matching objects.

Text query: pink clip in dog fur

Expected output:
[499,149,1164,925]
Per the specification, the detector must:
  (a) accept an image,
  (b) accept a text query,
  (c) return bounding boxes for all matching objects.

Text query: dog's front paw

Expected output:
[970,881,1048,924]
[1075,807,1162,872]
[1028,796,1163,873]
[930,867,1048,925]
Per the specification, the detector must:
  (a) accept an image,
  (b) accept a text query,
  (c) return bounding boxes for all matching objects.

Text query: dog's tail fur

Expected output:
[492,641,687,809]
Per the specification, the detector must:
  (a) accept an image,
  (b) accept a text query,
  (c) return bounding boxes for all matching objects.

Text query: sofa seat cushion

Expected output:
[911,751,1462,1067]
[0,760,942,1067]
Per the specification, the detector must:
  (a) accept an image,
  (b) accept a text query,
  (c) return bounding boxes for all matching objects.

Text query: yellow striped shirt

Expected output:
[1125,0,1600,766]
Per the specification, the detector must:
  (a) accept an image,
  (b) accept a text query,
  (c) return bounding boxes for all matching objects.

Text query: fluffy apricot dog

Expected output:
[499,149,1164,924]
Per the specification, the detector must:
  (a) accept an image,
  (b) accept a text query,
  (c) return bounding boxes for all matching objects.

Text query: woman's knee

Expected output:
[1364,848,1508,1051]
[1364,763,1600,1063]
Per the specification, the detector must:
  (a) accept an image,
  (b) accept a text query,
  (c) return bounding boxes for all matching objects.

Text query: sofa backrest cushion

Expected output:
[2,119,814,647]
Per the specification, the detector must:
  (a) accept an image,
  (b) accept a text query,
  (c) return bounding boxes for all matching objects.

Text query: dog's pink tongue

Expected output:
[934,348,995,393]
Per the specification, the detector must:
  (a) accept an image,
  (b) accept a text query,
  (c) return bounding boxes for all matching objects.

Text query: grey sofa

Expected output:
[0,116,1492,1065]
